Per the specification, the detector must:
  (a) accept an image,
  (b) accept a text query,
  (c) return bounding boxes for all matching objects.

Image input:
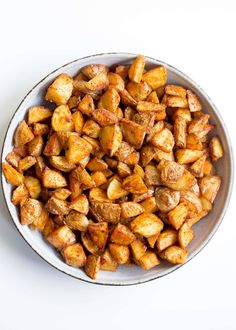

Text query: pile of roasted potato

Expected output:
[2,55,223,279]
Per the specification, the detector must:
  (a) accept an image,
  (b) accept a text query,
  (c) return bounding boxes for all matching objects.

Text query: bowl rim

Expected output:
[1,52,234,286]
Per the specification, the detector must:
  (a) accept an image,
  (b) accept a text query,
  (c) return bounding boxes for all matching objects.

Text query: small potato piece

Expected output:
[117,162,131,178]
[132,187,154,203]
[114,141,134,162]
[120,89,137,107]
[42,167,67,188]
[49,156,76,172]
[187,90,202,112]
[186,134,203,151]
[91,202,121,224]
[209,136,223,161]
[165,85,186,98]
[5,151,21,168]
[123,173,148,195]
[42,217,57,238]
[14,120,34,147]
[147,91,159,103]
[199,176,221,203]
[127,81,151,102]
[86,73,109,92]
[43,133,62,156]
[89,187,110,203]
[190,155,206,178]
[168,202,188,230]
[142,66,167,89]
[33,123,49,136]
[2,163,24,186]
[45,73,73,105]
[12,184,29,205]
[154,149,175,162]
[65,211,88,231]
[110,223,135,245]
[133,112,156,132]
[140,145,157,167]
[87,157,108,172]
[76,167,95,189]
[156,228,178,252]
[203,159,216,176]
[133,164,145,179]
[167,96,188,108]
[159,245,187,264]
[124,151,140,166]
[147,234,159,248]
[141,197,158,213]
[108,72,125,92]
[21,198,43,225]
[18,156,36,172]
[139,251,160,270]
[107,178,128,200]
[200,196,212,212]
[145,165,160,186]
[28,106,52,125]
[88,222,108,249]
[27,136,44,157]
[35,156,46,179]
[130,213,163,237]
[24,176,41,199]
[100,249,118,271]
[81,232,99,254]
[186,210,208,227]
[82,119,100,138]
[128,55,145,83]
[72,111,84,133]
[188,114,210,136]
[178,222,194,248]
[78,94,95,116]
[46,197,69,215]
[180,191,202,217]
[109,244,130,264]
[155,187,180,212]
[136,101,166,115]
[69,194,89,214]
[85,255,101,279]
[67,96,80,109]
[91,171,107,187]
[98,88,120,113]
[61,243,86,267]
[115,65,129,79]
[175,149,204,164]
[47,225,76,250]
[99,124,122,157]
[51,105,74,132]
[150,128,174,152]
[53,188,71,200]
[92,108,118,127]
[82,64,108,79]
[173,108,191,122]
[121,201,144,218]
[174,117,187,148]
[130,239,147,260]
[120,119,146,149]
[66,135,92,164]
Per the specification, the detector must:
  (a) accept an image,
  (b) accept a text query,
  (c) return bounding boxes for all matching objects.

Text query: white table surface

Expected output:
[0,1,235,329]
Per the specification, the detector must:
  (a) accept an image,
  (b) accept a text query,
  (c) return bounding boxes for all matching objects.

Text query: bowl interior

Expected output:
[1,53,233,285]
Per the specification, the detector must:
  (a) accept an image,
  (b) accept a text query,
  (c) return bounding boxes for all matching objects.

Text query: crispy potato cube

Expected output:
[175,149,204,164]
[82,119,100,138]
[147,91,159,103]
[130,213,163,237]
[188,114,209,136]
[87,157,108,172]
[140,145,157,167]
[130,239,147,260]
[46,197,69,215]
[178,222,194,248]
[174,117,187,148]
[124,150,140,166]
[100,249,118,271]
[78,94,95,116]
[27,136,44,157]
[156,228,177,252]
[144,165,160,186]
[33,206,49,232]
[173,108,191,122]
[52,188,71,200]
[124,106,135,119]
[92,108,118,127]
[61,243,86,267]
[98,87,120,113]
[33,123,49,136]
[91,171,107,187]
[127,81,151,102]
[115,65,129,79]
[203,159,216,176]
[67,95,80,109]
[81,232,99,254]
[5,151,21,168]
[147,234,159,248]
[120,119,146,149]
[159,245,187,264]
[139,251,160,270]
[24,176,41,199]
[84,255,101,279]
[180,191,202,217]
[14,120,34,147]
[20,198,43,225]
[123,173,147,195]
[120,89,137,107]
[108,72,125,92]
[142,66,167,89]
[69,194,89,214]
[150,128,174,152]
[186,133,203,151]
[42,217,57,238]
[141,197,158,213]
[167,96,188,108]
[114,141,134,162]
[121,201,144,218]
[109,244,130,264]
[90,202,121,223]
[42,167,67,188]
[2,163,24,186]
[12,184,29,205]
[200,196,212,212]
[43,133,62,156]
[117,162,131,178]
[49,156,76,172]
[186,210,208,227]
[107,178,128,200]
[18,156,36,172]
[165,85,186,98]
[132,187,154,203]
[209,136,223,161]
[128,55,145,83]
[66,135,92,164]
[88,222,108,249]
[168,202,188,230]
[199,175,221,203]
[45,73,73,105]
[155,187,180,212]
[89,187,110,203]
[86,73,109,91]
[99,124,122,157]
[154,149,175,162]
[72,111,84,134]
[133,164,145,179]
[51,105,74,132]
[65,211,88,231]
[187,90,202,112]
[190,154,206,177]
[133,112,156,132]
[82,64,108,79]
[74,167,95,189]
[146,121,165,142]
[28,106,52,125]
[35,156,46,179]
[110,223,135,245]
[47,225,76,250]
[136,101,166,116]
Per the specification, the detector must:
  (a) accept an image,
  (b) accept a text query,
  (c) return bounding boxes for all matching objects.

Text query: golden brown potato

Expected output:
[66,135,93,164]
[130,239,147,260]
[203,159,216,176]
[132,186,154,203]
[190,154,206,177]
[82,64,108,79]
[110,223,135,245]
[127,81,151,102]
[147,234,159,248]
[155,187,180,212]
[199,176,221,203]
[156,228,178,252]
[51,105,74,132]
[43,133,62,157]
[91,171,107,187]
[45,197,69,215]
[69,194,89,214]
[72,111,84,133]
[142,66,167,89]
[186,133,203,151]
[122,173,147,194]
[34,156,46,180]
[65,211,88,231]
[133,164,145,179]
[92,108,118,127]
[86,73,109,92]
[178,222,194,248]
[47,225,76,250]
[144,165,160,186]
[114,141,134,162]
[147,91,159,103]
[12,184,29,205]
[167,96,188,108]
[42,217,57,238]
[120,119,146,149]
[89,187,110,203]
[175,149,204,164]
[120,89,138,107]
[88,222,108,249]
[133,112,156,133]
[91,201,121,223]
[61,243,87,267]
[109,244,130,264]
[107,178,128,200]
[117,162,131,178]
[168,202,188,230]
[140,197,158,213]
[100,249,118,271]
[20,198,43,225]
[24,176,41,199]
[108,72,125,92]
[130,213,163,237]
[128,55,145,83]
[180,190,202,217]
[154,149,174,162]
[45,73,73,105]
[99,124,122,157]
[75,167,95,190]
[115,65,129,79]
[14,120,34,147]
[18,156,36,172]
[188,114,210,137]
[28,106,52,125]
[124,150,140,166]
[84,255,101,279]
[98,87,120,113]
[121,201,144,218]
[49,156,75,173]
[33,123,49,136]
[42,167,67,188]
[187,90,202,112]
[82,119,101,138]
[150,128,174,152]
[209,136,223,161]
[52,188,71,200]
[5,151,21,168]
[159,245,187,264]
[200,196,212,212]
[139,251,160,270]
[27,135,44,157]
[81,232,99,254]
[165,85,186,98]
[186,210,209,227]
[146,121,165,142]
[136,101,166,117]
[87,157,108,172]
[173,108,191,122]
[78,94,95,116]
[2,163,24,186]
[67,95,81,109]
[174,117,187,148]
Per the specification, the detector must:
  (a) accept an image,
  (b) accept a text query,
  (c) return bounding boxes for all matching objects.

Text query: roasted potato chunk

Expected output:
[130,239,147,260]
[5,151,21,168]
[28,106,52,125]
[85,255,101,279]
[2,163,24,186]
[156,228,178,252]
[49,156,76,172]
[190,154,206,178]
[142,66,167,89]
[43,133,62,156]
[46,197,69,215]
[27,135,44,157]
[150,128,174,152]
[144,165,160,186]
[159,245,187,264]
[167,96,188,108]
[82,64,108,79]
[33,123,49,136]
[91,202,121,223]
[72,111,84,133]
[109,244,130,264]
[52,105,74,132]
[130,213,163,237]
[139,251,160,270]
[128,55,145,83]
[155,187,180,212]
[12,184,29,205]
[123,173,147,194]
[61,243,86,267]
[187,90,202,112]
[199,176,221,203]
[20,198,43,225]
[121,201,144,218]
[168,202,188,230]
[209,136,223,161]
[78,94,95,116]
[88,222,108,249]
[178,222,194,248]
[47,225,76,250]
[108,72,125,92]
[120,119,146,149]
[24,176,41,199]
[165,85,186,98]
[141,197,158,213]
[18,156,36,172]
[66,135,92,164]
[14,120,34,146]
[175,149,204,164]
[174,116,187,148]
[99,124,122,157]
[107,178,128,200]
[42,167,67,188]
[52,188,71,200]
[127,81,151,102]
[45,73,73,105]
[65,211,88,231]
[69,194,89,214]
[92,108,118,127]
[110,223,135,245]
[100,249,118,271]
[98,88,120,113]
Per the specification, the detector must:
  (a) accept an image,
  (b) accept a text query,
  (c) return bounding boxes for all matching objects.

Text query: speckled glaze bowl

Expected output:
[1,53,234,285]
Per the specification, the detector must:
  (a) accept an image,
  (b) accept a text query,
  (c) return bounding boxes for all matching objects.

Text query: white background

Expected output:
[0,1,235,329]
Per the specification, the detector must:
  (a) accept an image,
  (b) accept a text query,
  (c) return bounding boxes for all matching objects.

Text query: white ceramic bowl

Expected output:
[1,53,234,285]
